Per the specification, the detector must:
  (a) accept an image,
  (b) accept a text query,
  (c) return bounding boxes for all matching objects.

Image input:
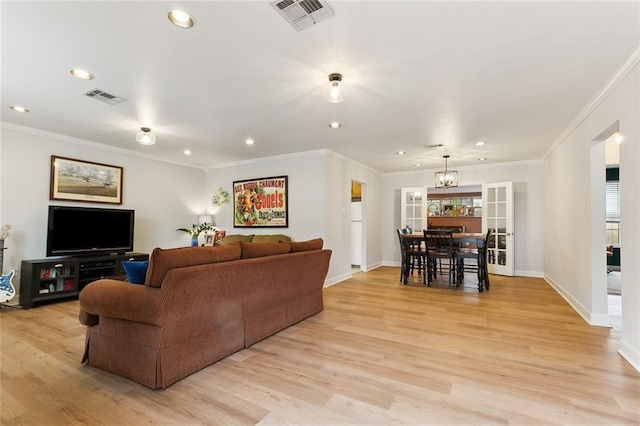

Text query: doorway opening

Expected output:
[351,181,364,274]
[591,122,622,330]
[605,131,621,330]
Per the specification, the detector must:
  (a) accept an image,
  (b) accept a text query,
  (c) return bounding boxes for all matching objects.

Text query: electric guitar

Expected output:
[0,225,16,303]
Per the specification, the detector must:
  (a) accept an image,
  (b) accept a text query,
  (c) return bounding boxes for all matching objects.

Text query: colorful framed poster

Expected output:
[233,176,288,228]
[50,156,123,204]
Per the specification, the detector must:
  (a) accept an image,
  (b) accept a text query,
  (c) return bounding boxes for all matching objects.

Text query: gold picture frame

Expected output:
[50,156,123,204]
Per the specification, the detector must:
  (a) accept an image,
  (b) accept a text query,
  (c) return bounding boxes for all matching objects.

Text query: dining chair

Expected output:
[403,226,425,274]
[397,229,425,285]
[423,229,456,288]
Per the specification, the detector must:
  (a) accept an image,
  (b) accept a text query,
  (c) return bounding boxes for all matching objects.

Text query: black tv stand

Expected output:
[20,252,148,309]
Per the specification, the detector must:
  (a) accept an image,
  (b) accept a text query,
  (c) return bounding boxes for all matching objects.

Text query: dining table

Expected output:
[401,232,489,291]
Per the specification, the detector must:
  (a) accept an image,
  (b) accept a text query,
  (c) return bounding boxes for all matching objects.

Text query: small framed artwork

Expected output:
[232,176,288,228]
[466,206,475,216]
[213,230,226,245]
[50,156,123,204]
[204,234,214,246]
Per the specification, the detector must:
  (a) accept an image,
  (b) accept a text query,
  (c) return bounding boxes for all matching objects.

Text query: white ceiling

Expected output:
[2,1,638,173]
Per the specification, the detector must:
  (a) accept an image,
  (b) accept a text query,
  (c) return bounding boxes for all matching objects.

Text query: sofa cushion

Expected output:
[122,261,149,284]
[252,234,291,243]
[220,234,254,245]
[289,238,324,253]
[240,241,291,259]
[145,245,241,287]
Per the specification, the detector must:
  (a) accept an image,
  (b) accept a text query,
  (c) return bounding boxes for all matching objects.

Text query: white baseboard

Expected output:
[324,272,352,287]
[515,269,544,278]
[619,339,640,373]
[543,274,611,327]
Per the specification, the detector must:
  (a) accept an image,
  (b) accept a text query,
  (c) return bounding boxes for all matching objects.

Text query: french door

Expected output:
[400,187,426,233]
[482,181,514,276]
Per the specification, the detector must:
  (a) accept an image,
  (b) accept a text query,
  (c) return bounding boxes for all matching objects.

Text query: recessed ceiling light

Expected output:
[475,141,486,146]
[184,150,192,155]
[168,9,195,28]
[415,164,421,167]
[329,121,341,129]
[245,138,254,145]
[396,151,406,155]
[70,69,94,80]
[478,157,487,161]
[10,105,29,113]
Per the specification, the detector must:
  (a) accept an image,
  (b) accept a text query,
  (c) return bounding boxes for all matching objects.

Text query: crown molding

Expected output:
[208,148,382,175]
[543,41,640,160]
[382,158,543,177]
[1,122,206,170]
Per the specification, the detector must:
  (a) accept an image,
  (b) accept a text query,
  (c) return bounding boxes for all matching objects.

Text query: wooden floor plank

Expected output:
[1,267,638,425]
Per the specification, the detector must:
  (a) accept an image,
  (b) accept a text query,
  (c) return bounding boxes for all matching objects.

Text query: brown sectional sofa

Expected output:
[78,238,331,389]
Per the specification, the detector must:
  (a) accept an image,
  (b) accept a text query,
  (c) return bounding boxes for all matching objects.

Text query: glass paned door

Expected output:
[482,181,514,276]
[401,187,426,233]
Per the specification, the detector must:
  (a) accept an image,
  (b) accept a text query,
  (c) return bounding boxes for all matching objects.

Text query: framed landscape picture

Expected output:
[233,175,288,228]
[50,156,123,204]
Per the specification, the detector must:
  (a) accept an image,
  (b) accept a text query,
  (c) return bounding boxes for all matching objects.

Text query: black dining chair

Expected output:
[479,228,492,291]
[454,230,492,292]
[423,229,456,288]
[397,228,425,284]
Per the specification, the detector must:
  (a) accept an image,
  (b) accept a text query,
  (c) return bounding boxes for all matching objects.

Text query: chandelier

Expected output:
[435,155,458,188]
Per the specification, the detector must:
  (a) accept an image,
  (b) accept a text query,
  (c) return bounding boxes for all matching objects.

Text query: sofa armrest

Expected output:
[79,279,165,327]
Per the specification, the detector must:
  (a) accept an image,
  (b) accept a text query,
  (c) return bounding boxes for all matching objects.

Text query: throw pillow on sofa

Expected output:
[220,234,254,245]
[289,238,324,253]
[121,261,149,284]
[251,234,291,243]
[240,241,291,259]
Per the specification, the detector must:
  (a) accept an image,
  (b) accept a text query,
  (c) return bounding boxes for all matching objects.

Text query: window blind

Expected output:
[606,181,620,221]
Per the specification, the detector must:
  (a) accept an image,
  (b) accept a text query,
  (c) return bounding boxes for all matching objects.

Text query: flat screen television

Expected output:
[46,205,135,257]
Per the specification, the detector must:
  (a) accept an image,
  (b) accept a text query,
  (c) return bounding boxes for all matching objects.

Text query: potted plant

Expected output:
[177,224,214,247]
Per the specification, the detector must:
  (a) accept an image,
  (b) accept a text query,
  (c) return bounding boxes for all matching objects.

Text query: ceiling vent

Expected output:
[82,88,127,105]
[424,143,444,149]
[270,0,335,31]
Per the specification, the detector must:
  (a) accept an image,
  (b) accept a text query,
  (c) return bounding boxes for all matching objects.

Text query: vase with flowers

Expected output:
[177,224,214,247]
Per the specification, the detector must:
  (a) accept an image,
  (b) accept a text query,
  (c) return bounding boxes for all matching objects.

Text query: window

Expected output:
[606,181,620,244]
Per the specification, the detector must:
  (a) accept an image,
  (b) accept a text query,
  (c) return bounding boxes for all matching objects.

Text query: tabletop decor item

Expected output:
[177,223,214,246]
[50,156,123,204]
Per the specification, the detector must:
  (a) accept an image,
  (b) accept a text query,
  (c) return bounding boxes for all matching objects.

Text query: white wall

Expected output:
[381,161,545,276]
[0,124,208,293]
[206,150,383,285]
[544,61,639,370]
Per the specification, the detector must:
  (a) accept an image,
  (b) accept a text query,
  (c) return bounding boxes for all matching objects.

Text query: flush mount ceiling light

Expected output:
[475,141,486,146]
[10,105,29,113]
[435,155,458,188]
[184,149,192,155]
[327,73,344,103]
[70,69,94,80]
[397,151,406,155]
[168,9,195,28]
[136,127,156,146]
[329,121,341,129]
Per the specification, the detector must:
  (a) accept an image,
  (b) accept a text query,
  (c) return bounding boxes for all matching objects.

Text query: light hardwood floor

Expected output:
[1,267,638,425]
